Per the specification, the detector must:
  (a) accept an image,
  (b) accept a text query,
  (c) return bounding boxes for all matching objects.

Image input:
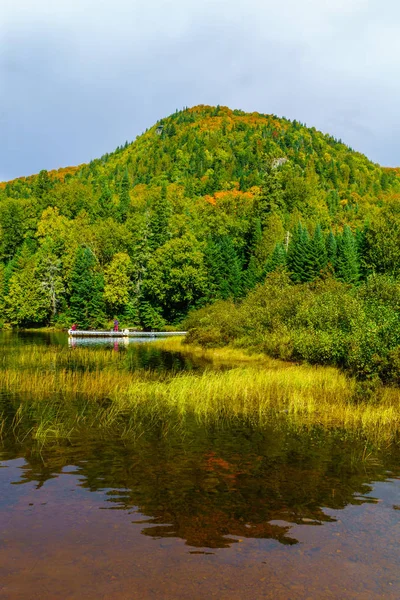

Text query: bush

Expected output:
[184,300,240,348]
[185,273,400,382]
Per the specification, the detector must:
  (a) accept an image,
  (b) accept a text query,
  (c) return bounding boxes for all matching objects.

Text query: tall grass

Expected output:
[1,338,399,445]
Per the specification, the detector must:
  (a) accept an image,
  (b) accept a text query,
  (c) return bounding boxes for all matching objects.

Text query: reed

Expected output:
[1,339,399,445]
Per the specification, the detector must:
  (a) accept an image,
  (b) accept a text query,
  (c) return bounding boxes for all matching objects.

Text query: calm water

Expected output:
[0,333,399,599]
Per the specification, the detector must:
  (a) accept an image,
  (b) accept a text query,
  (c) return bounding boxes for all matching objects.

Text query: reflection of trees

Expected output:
[1,420,399,549]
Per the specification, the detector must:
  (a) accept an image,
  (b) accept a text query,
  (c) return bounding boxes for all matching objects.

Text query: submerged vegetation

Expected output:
[1,338,399,447]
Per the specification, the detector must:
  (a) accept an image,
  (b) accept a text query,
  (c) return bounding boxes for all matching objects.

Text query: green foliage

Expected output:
[184,300,241,347]
[139,301,166,331]
[308,224,328,278]
[149,183,171,250]
[326,190,340,216]
[36,240,65,320]
[336,226,360,284]
[34,169,52,199]
[103,252,133,313]
[69,246,106,329]
[5,246,51,326]
[363,203,400,278]
[0,104,399,331]
[118,170,131,222]
[143,235,208,322]
[186,273,400,383]
[265,243,287,274]
[326,231,337,268]
[0,198,32,260]
[287,223,311,282]
[98,182,115,218]
[205,236,242,300]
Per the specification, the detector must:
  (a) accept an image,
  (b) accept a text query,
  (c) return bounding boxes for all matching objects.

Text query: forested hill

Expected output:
[1,104,399,329]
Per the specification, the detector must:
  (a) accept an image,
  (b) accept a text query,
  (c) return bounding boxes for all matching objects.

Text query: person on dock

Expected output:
[113,318,119,332]
[71,323,77,331]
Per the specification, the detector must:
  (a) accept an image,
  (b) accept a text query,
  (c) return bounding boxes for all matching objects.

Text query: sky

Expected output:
[1,0,400,181]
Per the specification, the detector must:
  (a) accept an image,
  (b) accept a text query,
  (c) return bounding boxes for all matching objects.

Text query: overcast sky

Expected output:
[1,0,399,181]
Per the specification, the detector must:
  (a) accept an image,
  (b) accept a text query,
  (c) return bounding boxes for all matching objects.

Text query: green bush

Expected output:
[186,272,400,382]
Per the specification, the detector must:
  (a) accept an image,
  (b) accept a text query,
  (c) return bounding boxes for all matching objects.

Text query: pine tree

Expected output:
[139,300,166,331]
[336,226,359,284]
[205,236,242,300]
[326,231,337,269]
[326,190,340,216]
[149,184,171,250]
[308,224,328,279]
[244,217,263,266]
[243,255,260,291]
[287,223,311,283]
[265,242,287,274]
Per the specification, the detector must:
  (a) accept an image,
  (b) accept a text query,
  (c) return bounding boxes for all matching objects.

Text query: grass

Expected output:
[0,337,399,446]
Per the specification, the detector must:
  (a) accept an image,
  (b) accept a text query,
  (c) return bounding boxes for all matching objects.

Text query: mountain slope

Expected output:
[0,105,399,328]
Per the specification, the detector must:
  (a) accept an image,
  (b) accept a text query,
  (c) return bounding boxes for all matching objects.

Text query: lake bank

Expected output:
[1,335,399,445]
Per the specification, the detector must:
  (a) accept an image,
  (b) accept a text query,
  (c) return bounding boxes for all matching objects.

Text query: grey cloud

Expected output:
[1,0,399,181]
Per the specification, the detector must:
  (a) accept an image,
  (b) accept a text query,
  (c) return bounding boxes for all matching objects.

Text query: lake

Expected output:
[0,332,399,599]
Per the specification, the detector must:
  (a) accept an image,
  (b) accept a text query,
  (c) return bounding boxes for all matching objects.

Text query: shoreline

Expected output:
[1,336,399,445]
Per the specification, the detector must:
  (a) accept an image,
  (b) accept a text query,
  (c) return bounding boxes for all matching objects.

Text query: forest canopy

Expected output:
[0,104,399,333]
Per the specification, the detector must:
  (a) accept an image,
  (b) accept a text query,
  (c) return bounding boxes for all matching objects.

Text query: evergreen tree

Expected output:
[139,300,166,331]
[149,184,171,250]
[123,297,140,326]
[326,231,337,269]
[336,226,360,284]
[205,236,242,300]
[256,169,284,220]
[244,217,262,266]
[243,255,260,292]
[355,225,369,280]
[308,224,328,279]
[287,223,311,283]
[98,182,114,218]
[69,246,105,328]
[265,242,287,274]
[34,170,51,199]
[326,190,340,216]
[118,170,131,222]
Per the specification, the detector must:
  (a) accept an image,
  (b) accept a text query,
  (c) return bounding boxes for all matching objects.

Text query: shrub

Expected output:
[185,273,400,382]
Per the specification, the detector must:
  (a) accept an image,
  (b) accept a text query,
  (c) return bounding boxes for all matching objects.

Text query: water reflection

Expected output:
[1,422,399,549]
[0,330,213,374]
[68,336,158,348]
[1,333,400,598]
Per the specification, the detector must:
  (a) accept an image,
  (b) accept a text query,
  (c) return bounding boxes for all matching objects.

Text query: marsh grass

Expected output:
[1,338,399,445]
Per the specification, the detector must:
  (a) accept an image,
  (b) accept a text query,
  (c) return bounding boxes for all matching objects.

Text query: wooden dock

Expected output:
[68,330,186,338]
